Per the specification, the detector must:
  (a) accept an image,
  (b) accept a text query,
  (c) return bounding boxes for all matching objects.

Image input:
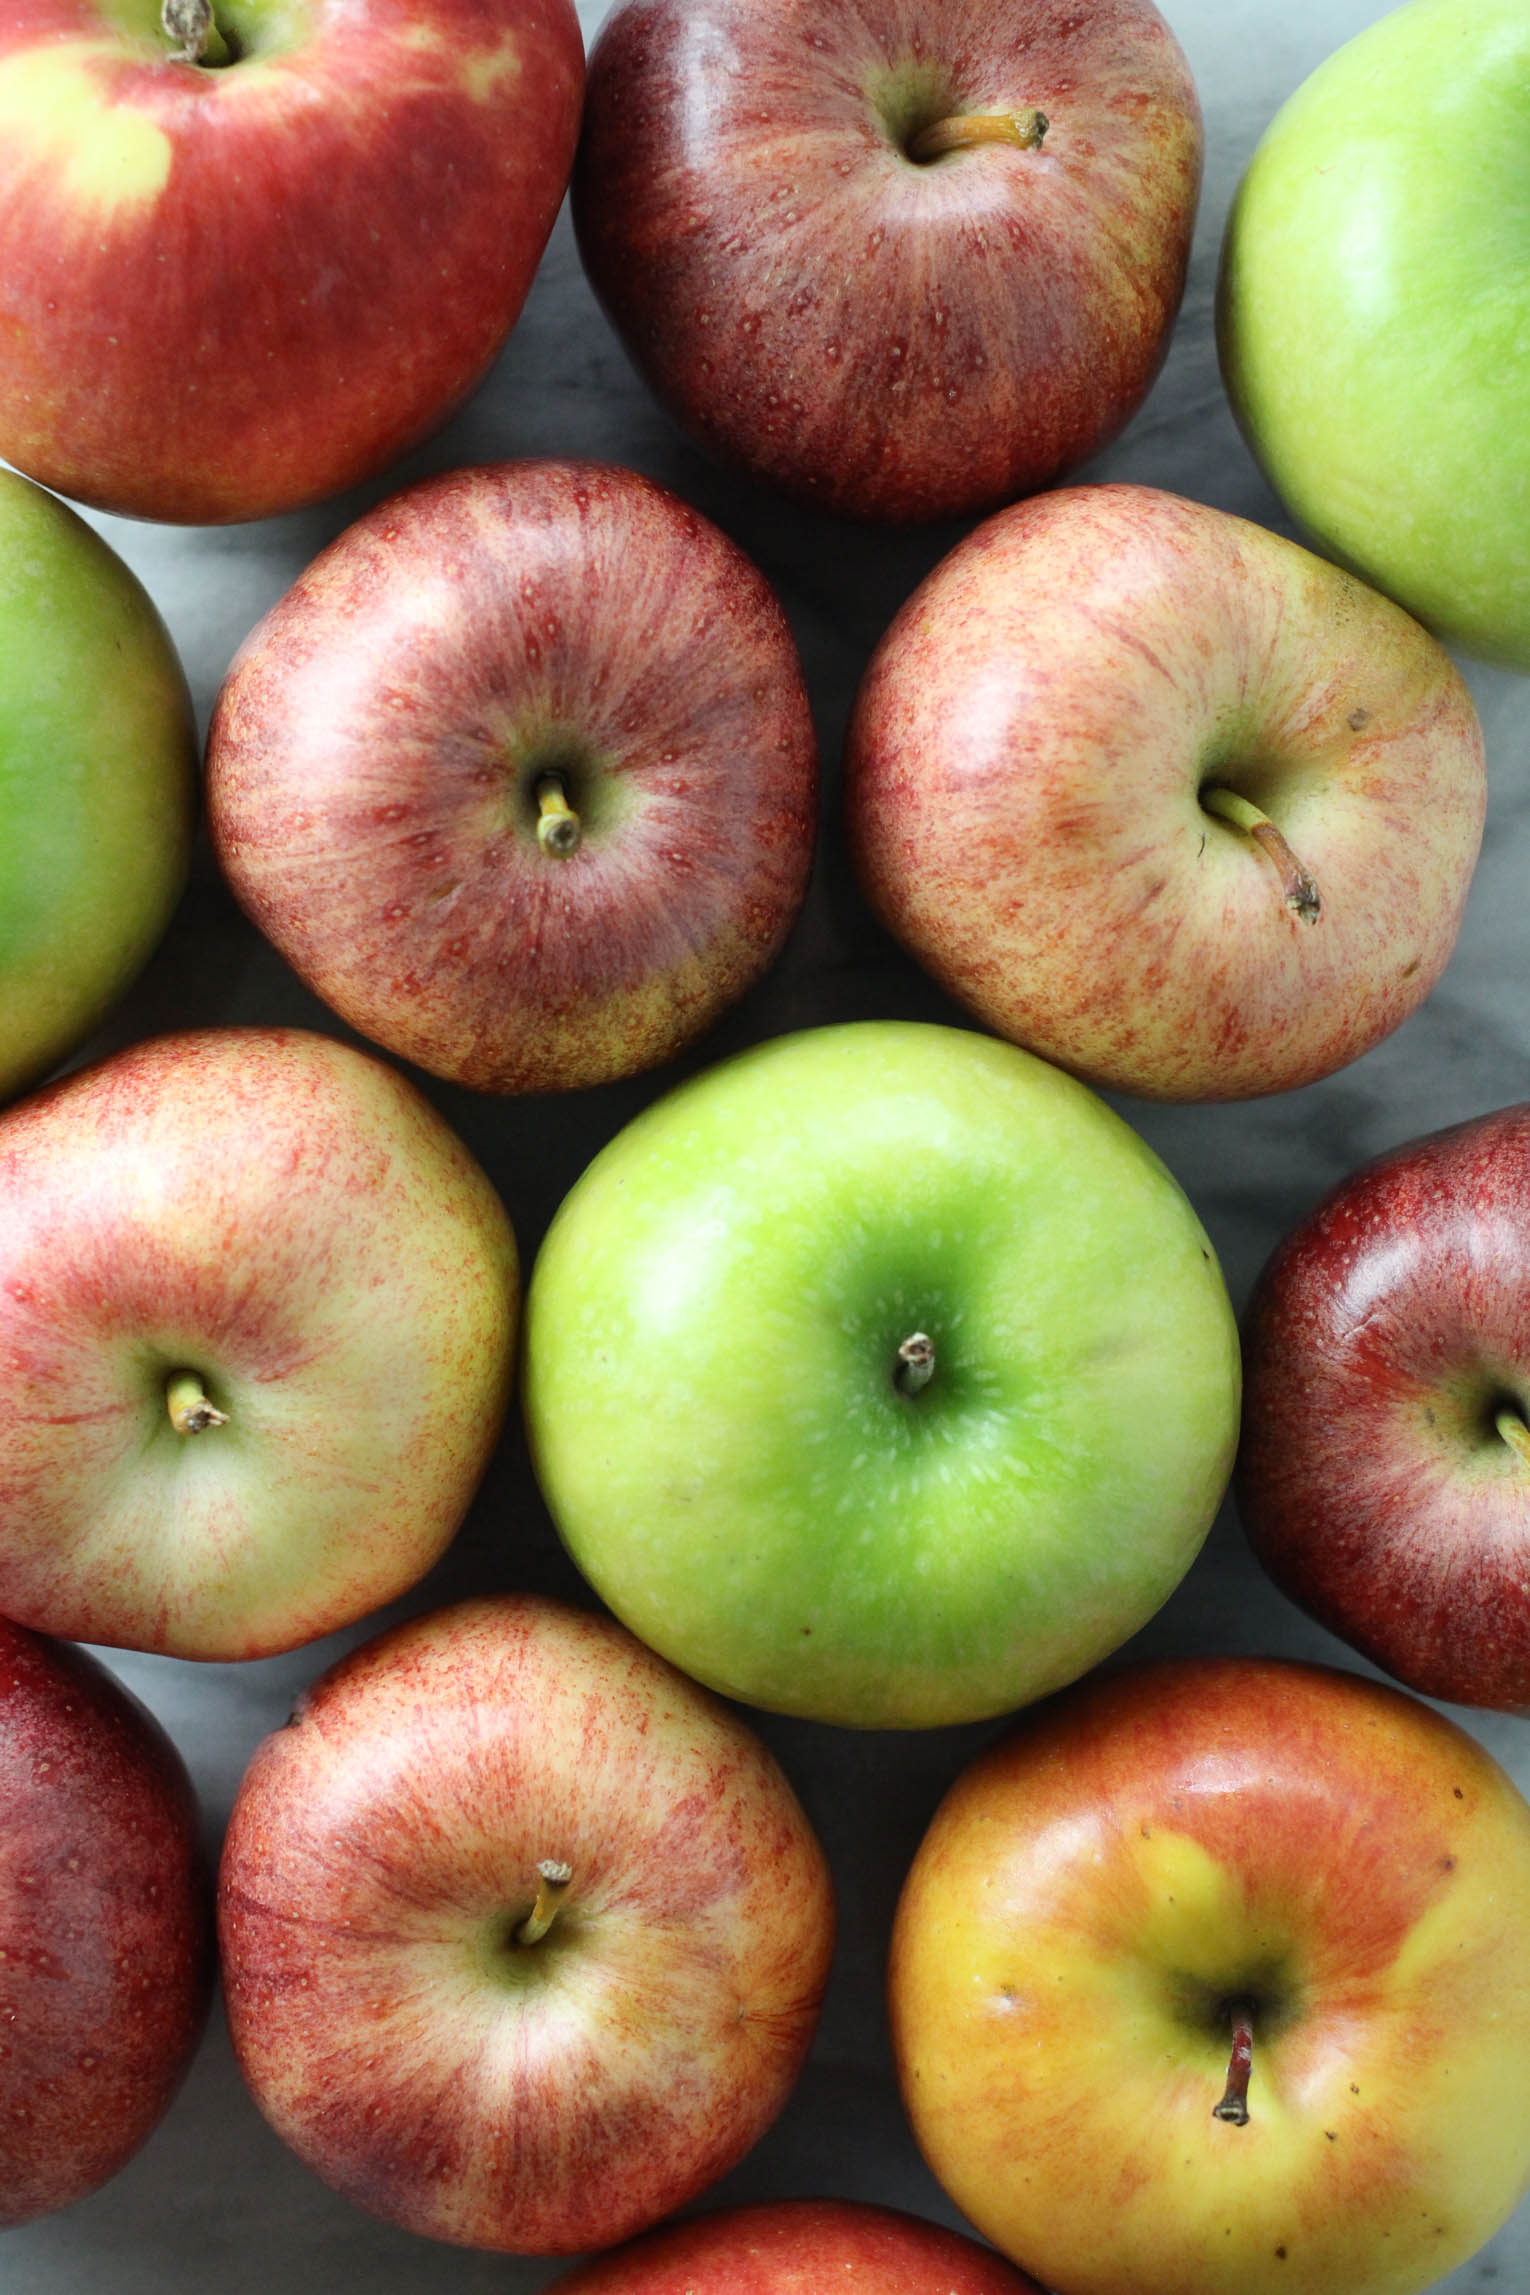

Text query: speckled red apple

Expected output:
[846,483,1486,1100]
[0,1618,211,2228]
[206,460,819,1094]
[0,1028,518,1660]
[573,0,1201,523]
[549,2199,1047,2295]
[1239,1102,1530,1711]
[218,1595,836,2253]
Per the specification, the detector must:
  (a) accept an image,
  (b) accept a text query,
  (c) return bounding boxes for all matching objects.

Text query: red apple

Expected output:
[572,0,1201,523]
[218,1594,836,2252]
[889,1656,1530,2295]
[549,2200,1046,2295]
[205,459,819,1094]
[0,1028,518,1659]
[0,1618,211,2228]
[1238,1101,1530,1711]
[845,483,1485,1100]
[0,0,583,523]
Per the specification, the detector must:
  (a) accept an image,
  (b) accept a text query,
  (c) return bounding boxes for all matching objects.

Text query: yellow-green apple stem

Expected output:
[535,775,582,858]
[165,1371,229,1437]
[908,110,1049,162]
[161,0,232,66]
[1201,785,1322,924]
[894,1332,936,1396]
[1497,1408,1530,1465]
[515,1858,574,1945]
[1212,1998,1255,2126]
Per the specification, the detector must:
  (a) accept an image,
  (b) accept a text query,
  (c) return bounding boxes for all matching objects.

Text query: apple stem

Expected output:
[894,1332,936,1396]
[515,1859,574,1946]
[908,110,1049,162]
[535,774,582,858]
[161,0,232,65]
[1201,786,1321,924]
[1496,1408,1530,1465]
[1212,1998,1256,2126]
[166,1371,229,1437]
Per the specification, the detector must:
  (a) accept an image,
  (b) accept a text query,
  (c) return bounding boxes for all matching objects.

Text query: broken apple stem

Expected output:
[166,1371,229,1437]
[1202,785,1321,923]
[161,0,231,65]
[908,109,1049,162]
[516,1859,574,1945]
[535,774,582,858]
[1212,1998,1256,2126]
[894,1332,936,1396]
[1496,1408,1530,1465]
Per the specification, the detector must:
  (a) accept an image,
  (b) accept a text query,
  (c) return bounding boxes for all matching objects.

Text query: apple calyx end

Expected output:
[907,110,1049,164]
[894,1332,936,1396]
[165,1370,229,1437]
[1201,786,1321,925]
[515,1859,574,1946]
[535,774,582,859]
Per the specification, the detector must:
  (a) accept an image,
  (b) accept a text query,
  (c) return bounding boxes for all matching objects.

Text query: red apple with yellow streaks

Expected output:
[549,2199,1047,2295]
[218,1594,836,2252]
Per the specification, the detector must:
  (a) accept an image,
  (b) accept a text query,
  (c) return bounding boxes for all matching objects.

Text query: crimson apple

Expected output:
[845,483,1485,1100]
[206,460,818,1094]
[218,1594,836,2251]
[0,0,583,523]
[890,1656,1530,2295]
[0,1027,518,1659]
[549,2199,1046,2295]
[572,0,1201,523]
[0,1617,211,2228]
[1238,1101,1530,1711]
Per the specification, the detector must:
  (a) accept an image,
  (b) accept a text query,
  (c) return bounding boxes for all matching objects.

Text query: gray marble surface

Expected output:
[6,0,1529,2289]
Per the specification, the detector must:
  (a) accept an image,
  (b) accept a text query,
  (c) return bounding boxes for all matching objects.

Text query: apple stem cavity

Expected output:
[1496,1407,1530,1465]
[535,774,582,858]
[1212,1997,1256,2126]
[908,110,1049,163]
[160,0,233,66]
[515,1858,574,1946]
[165,1370,229,1437]
[1201,785,1321,924]
[894,1332,937,1396]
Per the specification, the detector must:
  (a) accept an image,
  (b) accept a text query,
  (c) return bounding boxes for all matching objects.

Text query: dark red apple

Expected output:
[1238,1102,1530,1710]
[549,2200,1047,2295]
[0,1618,211,2227]
[206,459,819,1094]
[0,0,583,523]
[572,0,1202,523]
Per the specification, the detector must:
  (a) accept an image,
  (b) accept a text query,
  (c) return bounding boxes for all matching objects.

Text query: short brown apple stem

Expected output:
[894,1332,936,1396]
[515,1859,574,1946]
[1496,1408,1530,1465]
[1201,785,1321,924]
[161,0,233,65]
[908,109,1049,162]
[165,1370,229,1437]
[1212,1998,1256,2126]
[535,774,582,858]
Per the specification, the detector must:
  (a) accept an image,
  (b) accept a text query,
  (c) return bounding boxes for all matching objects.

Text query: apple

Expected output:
[0,1027,518,1659]
[548,2199,1046,2295]
[1238,1100,1530,1711]
[1218,0,1530,670]
[206,459,819,1094]
[889,1655,1530,2295]
[572,0,1201,524]
[845,483,1485,1102]
[0,468,196,1106]
[522,1019,1240,1729]
[218,1592,836,2251]
[1,1616,212,2228]
[0,0,583,523]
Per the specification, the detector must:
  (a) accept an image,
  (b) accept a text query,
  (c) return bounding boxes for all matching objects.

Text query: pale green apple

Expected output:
[1218,0,1530,669]
[523,1022,1240,1729]
[0,469,196,1101]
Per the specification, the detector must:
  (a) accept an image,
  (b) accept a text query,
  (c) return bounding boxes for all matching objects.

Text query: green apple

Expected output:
[0,469,196,1101]
[523,1022,1240,1729]
[1217,0,1530,669]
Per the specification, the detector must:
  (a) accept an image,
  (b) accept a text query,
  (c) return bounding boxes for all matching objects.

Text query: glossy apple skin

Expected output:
[524,1020,1240,1729]
[573,0,1200,523]
[1219,0,1530,670]
[218,1594,835,2252]
[550,2199,1046,2295]
[1239,1103,1530,1711]
[0,1618,212,2228]
[846,483,1485,1101]
[206,460,818,1094]
[0,1028,518,1659]
[0,0,583,523]
[889,1656,1530,2295]
[0,469,195,1105]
